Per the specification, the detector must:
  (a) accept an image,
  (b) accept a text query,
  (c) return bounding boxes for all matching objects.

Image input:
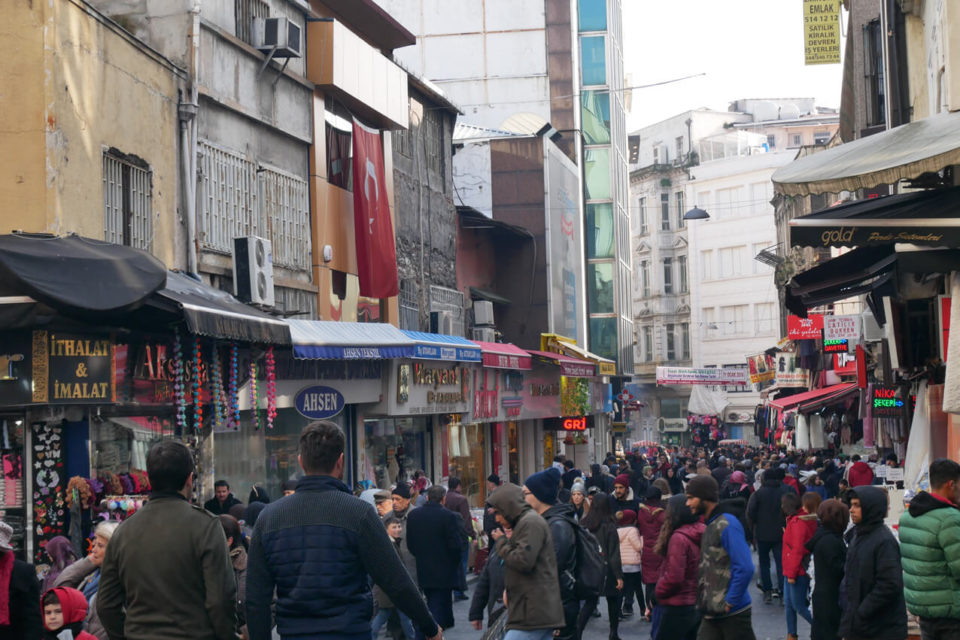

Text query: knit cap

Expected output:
[524,467,562,505]
[571,479,586,495]
[685,474,719,503]
[614,473,630,488]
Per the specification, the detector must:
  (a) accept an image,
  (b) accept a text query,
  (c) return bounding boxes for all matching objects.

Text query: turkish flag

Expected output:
[352,119,399,298]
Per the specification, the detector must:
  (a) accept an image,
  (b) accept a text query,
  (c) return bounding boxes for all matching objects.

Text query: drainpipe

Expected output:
[179,3,201,275]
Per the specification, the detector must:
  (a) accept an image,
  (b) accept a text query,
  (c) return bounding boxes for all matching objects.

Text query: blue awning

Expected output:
[288,320,415,360]
[400,330,482,362]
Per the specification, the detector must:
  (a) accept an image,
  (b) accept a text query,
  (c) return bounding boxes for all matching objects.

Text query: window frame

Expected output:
[660,193,670,231]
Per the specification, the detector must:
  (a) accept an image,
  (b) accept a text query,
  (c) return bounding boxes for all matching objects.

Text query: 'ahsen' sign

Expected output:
[295,385,345,420]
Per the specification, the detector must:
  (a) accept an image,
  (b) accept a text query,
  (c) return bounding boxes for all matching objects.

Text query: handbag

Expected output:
[481,606,508,640]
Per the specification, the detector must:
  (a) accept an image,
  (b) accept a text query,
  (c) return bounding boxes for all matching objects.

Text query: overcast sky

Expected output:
[623,0,846,131]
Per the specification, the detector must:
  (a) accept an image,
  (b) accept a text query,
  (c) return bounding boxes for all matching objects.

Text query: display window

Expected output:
[449,422,486,508]
[361,417,430,491]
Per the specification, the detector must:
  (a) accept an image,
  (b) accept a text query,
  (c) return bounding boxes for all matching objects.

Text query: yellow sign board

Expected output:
[804,0,841,65]
[540,333,618,376]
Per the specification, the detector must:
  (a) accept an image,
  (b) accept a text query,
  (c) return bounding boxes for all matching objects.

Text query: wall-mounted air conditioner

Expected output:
[233,236,275,307]
[430,310,456,335]
[472,327,497,342]
[473,300,495,327]
[253,17,302,58]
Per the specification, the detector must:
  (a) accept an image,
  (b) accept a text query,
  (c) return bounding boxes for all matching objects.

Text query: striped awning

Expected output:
[288,320,415,359]
[400,330,482,362]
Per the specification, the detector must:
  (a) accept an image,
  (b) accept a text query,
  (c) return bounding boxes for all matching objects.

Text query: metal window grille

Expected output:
[422,109,443,177]
[235,0,269,45]
[429,285,464,336]
[103,152,153,252]
[260,167,311,270]
[399,280,420,331]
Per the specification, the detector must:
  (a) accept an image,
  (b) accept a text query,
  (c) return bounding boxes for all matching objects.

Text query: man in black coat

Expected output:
[203,479,243,515]
[0,521,41,640]
[407,484,465,636]
[839,486,907,640]
[747,466,792,602]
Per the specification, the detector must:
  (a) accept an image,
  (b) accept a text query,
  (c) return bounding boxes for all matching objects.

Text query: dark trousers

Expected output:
[621,573,644,612]
[919,616,960,640]
[645,582,657,613]
[656,605,700,640]
[577,595,622,638]
[697,609,757,640]
[454,545,469,597]
[756,540,783,593]
[415,588,453,640]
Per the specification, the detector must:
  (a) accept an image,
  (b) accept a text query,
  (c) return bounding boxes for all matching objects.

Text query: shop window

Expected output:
[580,36,606,86]
[586,203,614,258]
[447,421,486,508]
[584,148,611,200]
[578,0,607,31]
[588,262,615,313]
[361,417,430,490]
[581,91,611,144]
[0,416,26,557]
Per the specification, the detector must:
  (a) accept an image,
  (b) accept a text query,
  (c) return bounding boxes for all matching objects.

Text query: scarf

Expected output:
[82,568,101,602]
[0,550,13,625]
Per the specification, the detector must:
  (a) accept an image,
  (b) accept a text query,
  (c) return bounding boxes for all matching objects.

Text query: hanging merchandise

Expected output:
[265,346,277,429]
[193,337,203,431]
[211,343,225,430]
[228,342,240,428]
[32,422,65,564]
[173,331,187,432]
[250,358,261,430]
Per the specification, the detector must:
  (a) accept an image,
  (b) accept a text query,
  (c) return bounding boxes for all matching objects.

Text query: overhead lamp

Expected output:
[683,206,710,221]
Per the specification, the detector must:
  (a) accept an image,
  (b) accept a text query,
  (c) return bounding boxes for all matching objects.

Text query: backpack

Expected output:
[572,522,606,599]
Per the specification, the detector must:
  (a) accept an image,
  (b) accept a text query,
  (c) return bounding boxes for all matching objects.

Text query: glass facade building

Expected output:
[579,0,633,373]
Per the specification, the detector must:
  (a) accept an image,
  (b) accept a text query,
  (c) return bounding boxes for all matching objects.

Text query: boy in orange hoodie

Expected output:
[781,492,822,640]
[42,586,98,640]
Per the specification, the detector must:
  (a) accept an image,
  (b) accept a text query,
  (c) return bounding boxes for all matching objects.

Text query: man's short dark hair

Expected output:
[448,477,461,491]
[147,441,194,493]
[852,454,861,462]
[427,485,446,503]
[930,458,960,490]
[214,480,229,489]
[299,421,345,474]
[563,460,573,469]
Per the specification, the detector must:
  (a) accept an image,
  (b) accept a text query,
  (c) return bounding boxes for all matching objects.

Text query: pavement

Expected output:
[441,551,807,640]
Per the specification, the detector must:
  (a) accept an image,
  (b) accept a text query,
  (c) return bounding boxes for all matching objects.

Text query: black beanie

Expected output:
[685,475,719,503]
[524,468,562,505]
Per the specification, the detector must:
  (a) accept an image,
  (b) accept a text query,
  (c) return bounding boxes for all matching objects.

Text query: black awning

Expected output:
[469,286,512,305]
[0,234,166,315]
[150,272,290,344]
[789,186,960,249]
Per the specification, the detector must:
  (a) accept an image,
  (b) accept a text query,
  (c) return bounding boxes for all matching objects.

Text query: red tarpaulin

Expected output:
[473,341,533,370]
[769,383,858,411]
[352,119,399,298]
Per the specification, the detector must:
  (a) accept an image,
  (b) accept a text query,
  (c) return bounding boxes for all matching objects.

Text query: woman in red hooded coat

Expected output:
[634,486,666,620]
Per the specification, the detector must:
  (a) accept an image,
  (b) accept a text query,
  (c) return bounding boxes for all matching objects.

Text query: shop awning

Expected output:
[772,110,960,196]
[400,330,482,362]
[152,271,291,344]
[473,341,533,370]
[551,341,617,376]
[528,350,596,377]
[288,320,415,359]
[769,383,858,412]
[789,186,960,248]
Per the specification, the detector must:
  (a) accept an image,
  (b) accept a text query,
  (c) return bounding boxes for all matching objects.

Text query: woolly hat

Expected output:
[614,473,630,488]
[391,482,412,499]
[524,467,562,505]
[645,486,662,501]
[571,479,586,495]
[685,474,719,503]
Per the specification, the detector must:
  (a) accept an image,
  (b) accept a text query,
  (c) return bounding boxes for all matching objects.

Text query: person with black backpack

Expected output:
[576,493,624,640]
[522,468,579,640]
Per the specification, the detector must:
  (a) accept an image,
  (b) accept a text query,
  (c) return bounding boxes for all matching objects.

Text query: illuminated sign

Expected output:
[872,386,904,416]
[823,338,849,353]
[544,415,594,431]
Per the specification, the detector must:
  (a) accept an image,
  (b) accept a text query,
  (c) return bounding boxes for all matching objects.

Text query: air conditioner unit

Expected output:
[253,17,302,58]
[471,327,497,342]
[862,309,883,341]
[430,310,456,335]
[233,236,275,307]
[473,300,495,327]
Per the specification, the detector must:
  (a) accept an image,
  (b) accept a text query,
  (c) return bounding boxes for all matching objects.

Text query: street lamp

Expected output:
[683,206,710,221]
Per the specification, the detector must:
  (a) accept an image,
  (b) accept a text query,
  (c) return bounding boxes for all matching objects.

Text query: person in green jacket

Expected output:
[899,458,960,640]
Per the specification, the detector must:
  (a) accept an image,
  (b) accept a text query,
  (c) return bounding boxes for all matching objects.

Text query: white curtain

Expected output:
[905,381,931,493]
[796,414,811,450]
[943,273,960,413]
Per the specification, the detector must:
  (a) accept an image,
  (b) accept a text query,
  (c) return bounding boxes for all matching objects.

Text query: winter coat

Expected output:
[806,526,845,640]
[97,493,237,640]
[608,493,639,515]
[0,555,42,640]
[229,546,248,635]
[41,587,97,640]
[407,501,465,590]
[617,526,643,567]
[898,491,960,620]
[746,475,791,543]
[711,465,732,486]
[469,545,506,624]
[783,475,803,495]
[838,486,907,640]
[245,476,437,640]
[656,521,704,607]
[541,503,579,609]
[444,488,474,539]
[636,502,666,583]
[847,461,874,487]
[390,505,420,581]
[586,521,622,598]
[373,536,411,609]
[782,513,818,578]
[54,557,106,640]
[203,493,243,516]
[697,503,754,618]
[488,484,566,632]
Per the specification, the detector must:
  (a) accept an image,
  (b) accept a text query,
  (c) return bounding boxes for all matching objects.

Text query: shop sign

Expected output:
[386,361,471,415]
[473,369,499,420]
[33,331,115,403]
[787,315,824,340]
[775,354,807,387]
[544,415,594,431]
[294,385,345,420]
[747,353,775,387]
[872,385,904,416]
[823,315,860,343]
[823,338,849,353]
[803,0,841,65]
[656,367,749,386]
[413,343,481,362]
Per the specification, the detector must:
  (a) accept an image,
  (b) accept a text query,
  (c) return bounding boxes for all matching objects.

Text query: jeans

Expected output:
[656,604,700,640]
[504,630,555,640]
[784,575,812,635]
[919,616,960,640]
[756,540,783,593]
[372,608,415,640]
[697,609,757,640]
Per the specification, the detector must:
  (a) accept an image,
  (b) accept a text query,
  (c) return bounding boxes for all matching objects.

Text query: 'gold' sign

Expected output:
[32,331,115,403]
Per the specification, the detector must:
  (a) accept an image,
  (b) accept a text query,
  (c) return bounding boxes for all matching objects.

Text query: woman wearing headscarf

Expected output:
[665,465,685,496]
[721,470,751,501]
[54,521,119,640]
[247,485,270,506]
[653,495,704,640]
[41,536,77,593]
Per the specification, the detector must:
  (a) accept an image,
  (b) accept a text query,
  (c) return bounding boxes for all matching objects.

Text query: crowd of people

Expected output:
[0,427,958,640]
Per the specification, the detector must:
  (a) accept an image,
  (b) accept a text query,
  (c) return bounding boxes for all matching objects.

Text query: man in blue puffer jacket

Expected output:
[246,421,441,640]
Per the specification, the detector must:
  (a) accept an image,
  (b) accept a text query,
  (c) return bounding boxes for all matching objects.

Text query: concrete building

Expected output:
[1,0,186,267]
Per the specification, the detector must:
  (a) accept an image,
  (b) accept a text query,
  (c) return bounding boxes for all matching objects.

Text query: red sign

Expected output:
[787,314,824,340]
[563,417,588,431]
[544,415,595,430]
[823,338,849,353]
[482,353,533,370]
[352,119,399,298]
